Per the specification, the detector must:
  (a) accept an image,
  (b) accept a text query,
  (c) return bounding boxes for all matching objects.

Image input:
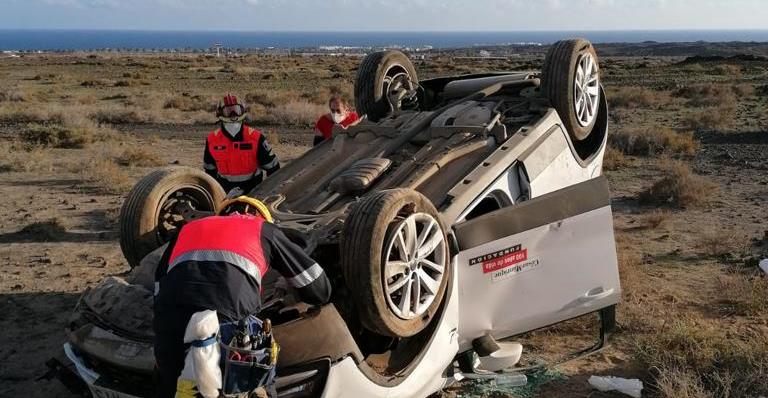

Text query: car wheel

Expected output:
[341,188,450,338]
[354,50,419,122]
[541,38,601,142]
[119,166,224,268]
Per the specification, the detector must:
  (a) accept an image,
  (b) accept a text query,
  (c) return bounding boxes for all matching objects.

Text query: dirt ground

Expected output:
[0,52,766,397]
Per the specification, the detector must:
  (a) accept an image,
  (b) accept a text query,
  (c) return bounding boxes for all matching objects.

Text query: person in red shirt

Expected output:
[313,95,360,146]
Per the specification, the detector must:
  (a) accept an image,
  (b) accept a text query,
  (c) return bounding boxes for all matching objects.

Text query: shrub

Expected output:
[673,84,738,107]
[602,146,631,170]
[611,127,699,156]
[711,64,741,76]
[642,209,671,229]
[80,79,111,87]
[81,157,133,195]
[639,161,717,208]
[0,89,29,102]
[0,106,64,125]
[259,100,326,126]
[121,71,146,79]
[245,92,276,108]
[0,141,56,172]
[20,123,93,148]
[731,83,755,97]
[716,273,768,316]
[76,93,98,105]
[90,108,147,124]
[653,367,713,398]
[683,63,706,73]
[696,228,748,258]
[608,86,669,109]
[633,319,768,397]
[684,105,736,131]
[115,147,164,167]
[163,95,213,112]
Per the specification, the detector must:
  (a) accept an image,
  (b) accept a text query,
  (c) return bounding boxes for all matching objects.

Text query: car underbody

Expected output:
[53,39,621,398]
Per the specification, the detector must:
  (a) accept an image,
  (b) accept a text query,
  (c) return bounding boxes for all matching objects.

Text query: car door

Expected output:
[451,176,620,349]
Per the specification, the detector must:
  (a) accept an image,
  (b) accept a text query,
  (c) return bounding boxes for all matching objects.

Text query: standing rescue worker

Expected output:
[313,94,360,146]
[153,196,331,398]
[204,94,281,194]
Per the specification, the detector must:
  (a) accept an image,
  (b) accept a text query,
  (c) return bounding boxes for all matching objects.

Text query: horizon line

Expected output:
[3,28,768,33]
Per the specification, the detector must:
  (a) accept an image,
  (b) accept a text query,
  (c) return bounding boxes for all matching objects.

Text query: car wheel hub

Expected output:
[383,213,446,320]
[157,187,210,242]
[573,52,600,127]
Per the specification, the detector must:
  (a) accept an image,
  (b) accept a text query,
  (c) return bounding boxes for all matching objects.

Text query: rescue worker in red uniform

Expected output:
[313,95,360,146]
[153,196,331,398]
[204,95,280,194]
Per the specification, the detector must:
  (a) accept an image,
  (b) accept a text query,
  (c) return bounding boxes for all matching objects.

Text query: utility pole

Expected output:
[213,42,222,57]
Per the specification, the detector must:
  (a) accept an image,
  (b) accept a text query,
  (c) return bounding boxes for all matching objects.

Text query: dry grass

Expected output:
[0,105,65,125]
[642,209,672,229]
[245,90,301,108]
[14,111,120,149]
[683,105,737,131]
[89,108,149,124]
[711,64,742,76]
[0,141,57,173]
[653,368,712,398]
[258,100,326,126]
[163,94,214,112]
[608,86,671,109]
[80,79,111,87]
[716,273,768,317]
[21,123,93,149]
[0,88,30,102]
[674,84,739,107]
[674,84,742,131]
[633,319,768,397]
[80,157,133,195]
[602,146,632,170]
[614,242,659,334]
[696,228,749,258]
[639,160,718,208]
[262,129,281,145]
[114,147,164,167]
[611,127,699,156]
[731,83,756,97]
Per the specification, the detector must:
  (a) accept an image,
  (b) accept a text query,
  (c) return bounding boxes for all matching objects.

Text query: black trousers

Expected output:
[154,305,198,398]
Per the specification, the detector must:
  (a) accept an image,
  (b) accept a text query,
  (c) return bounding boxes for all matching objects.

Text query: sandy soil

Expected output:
[1,53,767,398]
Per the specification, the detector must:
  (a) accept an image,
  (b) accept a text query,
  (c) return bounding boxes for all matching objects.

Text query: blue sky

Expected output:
[4,0,768,31]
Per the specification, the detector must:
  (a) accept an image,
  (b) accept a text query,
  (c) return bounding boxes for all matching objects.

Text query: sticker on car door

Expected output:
[469,244,540,282]
[490,257,540,282]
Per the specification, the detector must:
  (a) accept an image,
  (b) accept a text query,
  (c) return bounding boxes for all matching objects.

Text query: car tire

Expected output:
[354,50,419,122]
[341,188,450,337]
[119,166,224,268]
[541,38,601,142]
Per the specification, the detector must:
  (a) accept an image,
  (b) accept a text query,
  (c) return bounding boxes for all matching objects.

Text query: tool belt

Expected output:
[218,315,279,396]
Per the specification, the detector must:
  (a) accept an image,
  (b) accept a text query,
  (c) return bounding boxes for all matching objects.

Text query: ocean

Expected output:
[2,30,768,51]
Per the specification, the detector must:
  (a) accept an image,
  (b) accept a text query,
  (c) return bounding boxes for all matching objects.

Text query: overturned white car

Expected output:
[52,39,620,398]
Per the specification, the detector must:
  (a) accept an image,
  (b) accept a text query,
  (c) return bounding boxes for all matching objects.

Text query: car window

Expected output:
[464,195,502,221]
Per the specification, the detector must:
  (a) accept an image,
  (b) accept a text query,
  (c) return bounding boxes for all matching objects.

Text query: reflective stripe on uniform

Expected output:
[203,163,217,170]
[218,173,255,182]
[262,157,279,170]
[168,249,262,285]
[285,263,324,288]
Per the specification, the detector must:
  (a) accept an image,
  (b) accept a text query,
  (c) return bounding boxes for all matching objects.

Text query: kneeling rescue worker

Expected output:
[153,196,332,398]
[204,94,281,195]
